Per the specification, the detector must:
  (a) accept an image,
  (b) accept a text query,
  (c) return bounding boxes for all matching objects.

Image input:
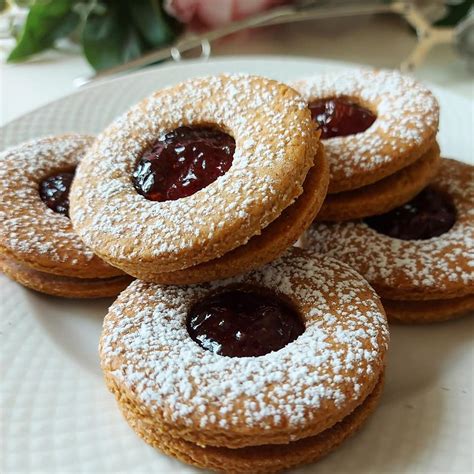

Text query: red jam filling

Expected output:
[39,171,75,217]
[365,186,456,240]
[187,289,304,357]
[132,126,235,201]
[309,98,376,139]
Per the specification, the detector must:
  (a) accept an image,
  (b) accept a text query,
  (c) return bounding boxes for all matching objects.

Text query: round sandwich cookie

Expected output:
[0,135,132,298]
[100,248,389,473]
[290,69,440,211]
[307,159,474,323]
[70,74,328,284]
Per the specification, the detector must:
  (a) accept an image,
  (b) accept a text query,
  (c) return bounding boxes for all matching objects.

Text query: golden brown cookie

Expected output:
[307,159,473,323]
[100,248,388,472]
[70,75,325,283]
[317,142,440,221]
[119,373,384,474]
[0,255,131,299]
[382,294,474,324]
[291,69,439,194]
[0,135,129,298]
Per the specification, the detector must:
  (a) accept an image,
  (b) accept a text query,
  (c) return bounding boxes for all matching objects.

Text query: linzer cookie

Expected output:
[70,74,328,284]
[100,248,388,473]
[0,135,132,298]
[307,159,474,323]
[291,69,440,221]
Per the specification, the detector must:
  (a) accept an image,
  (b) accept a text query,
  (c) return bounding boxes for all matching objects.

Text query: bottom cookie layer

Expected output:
[317,143,440,221]
[0,255,133,298]
[383,294,474,324]
[120,374,384,474]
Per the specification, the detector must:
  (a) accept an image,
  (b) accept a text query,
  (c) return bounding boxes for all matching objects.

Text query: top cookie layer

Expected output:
[307,159,474,300]
[100,248,388,448]
[0,134,122,278]
[291,69,439,193]
[70,74,318,273]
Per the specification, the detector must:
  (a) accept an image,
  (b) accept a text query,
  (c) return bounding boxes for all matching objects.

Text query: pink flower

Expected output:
[165,0,287,29]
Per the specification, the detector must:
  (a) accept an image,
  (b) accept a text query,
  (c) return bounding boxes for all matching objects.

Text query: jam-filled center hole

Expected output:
[186,288,305,357]
[132,126,235,202]
[365,186,456,240]
[39,170,75,217]
[309,97,376,139]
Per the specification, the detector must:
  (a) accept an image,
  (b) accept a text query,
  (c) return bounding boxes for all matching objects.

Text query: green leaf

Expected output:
[7,0,80,62]
[82,2,144,71]
[128,0,181,48]
[434,1,471,27]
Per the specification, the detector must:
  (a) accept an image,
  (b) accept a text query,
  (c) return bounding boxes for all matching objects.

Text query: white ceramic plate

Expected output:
[1,57,473,474]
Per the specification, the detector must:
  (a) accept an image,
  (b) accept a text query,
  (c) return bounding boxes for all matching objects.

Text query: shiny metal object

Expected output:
[170,38,211,62]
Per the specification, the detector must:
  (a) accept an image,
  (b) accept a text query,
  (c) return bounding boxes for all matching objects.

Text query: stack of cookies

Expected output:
[70,74,388,471]
[293,70,473,324]
[0,68,472,473]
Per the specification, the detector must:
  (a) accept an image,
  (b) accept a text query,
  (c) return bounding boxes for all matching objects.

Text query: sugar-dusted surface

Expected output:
[70,74,318,274]
[100,249,388,447]
[0,135,123,278]
[291,69,439,193]
[308,159,474,300]
[2,59,473,474]
[120,375,384,473]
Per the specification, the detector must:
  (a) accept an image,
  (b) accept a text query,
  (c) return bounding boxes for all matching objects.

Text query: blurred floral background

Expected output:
[0,0,471,71]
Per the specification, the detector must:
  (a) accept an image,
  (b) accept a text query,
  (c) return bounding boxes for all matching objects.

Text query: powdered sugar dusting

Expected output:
[308,159,474,295]
[0,135,98,265]
[291,69,439,181]
[100,249,388,431]
[71,74,315,271]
